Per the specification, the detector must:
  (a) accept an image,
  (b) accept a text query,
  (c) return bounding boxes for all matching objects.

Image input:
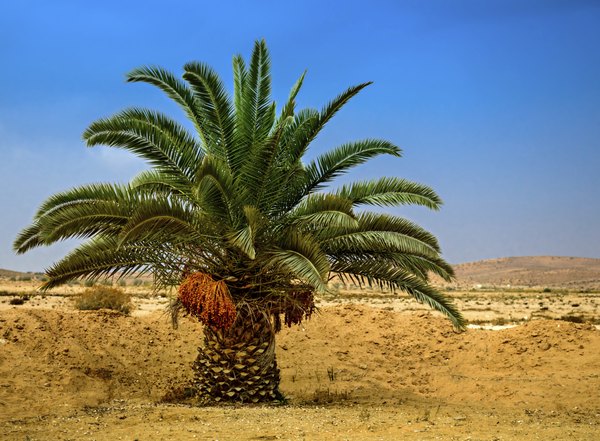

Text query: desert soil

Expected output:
[1,292,599,440]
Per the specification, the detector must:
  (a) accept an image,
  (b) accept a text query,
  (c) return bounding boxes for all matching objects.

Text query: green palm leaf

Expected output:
[13,223,44,255]
[182,62,235,164]
[290,82,373,161]
[41,237,157,290]
[333,260,465,329]
[130,169,193,197]
[267,231,330,292]
[118,195,205,244]
[286,193,358,230]
[23,183,133,245]
[236,39,275,156]
[227,205,265,260]
[318,212,441,252]
[303,139,402,193]
[126,66,208,146]
[335,177,442,209]
[83,108,200,181]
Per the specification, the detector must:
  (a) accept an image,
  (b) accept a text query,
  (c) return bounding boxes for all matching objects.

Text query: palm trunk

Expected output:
[192,309,283,403]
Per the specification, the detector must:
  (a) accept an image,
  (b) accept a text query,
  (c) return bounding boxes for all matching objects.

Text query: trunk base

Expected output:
[192,310,283,404]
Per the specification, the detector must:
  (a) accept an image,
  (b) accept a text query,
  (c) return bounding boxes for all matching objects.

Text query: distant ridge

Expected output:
[0,268,31,279]
[453,256,600,289]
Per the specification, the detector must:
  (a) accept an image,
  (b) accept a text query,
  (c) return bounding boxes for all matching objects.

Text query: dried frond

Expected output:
[167,297,184,329]
[283,290,315,327]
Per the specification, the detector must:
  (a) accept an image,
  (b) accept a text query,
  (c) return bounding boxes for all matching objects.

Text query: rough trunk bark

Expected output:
[192,309,283,404]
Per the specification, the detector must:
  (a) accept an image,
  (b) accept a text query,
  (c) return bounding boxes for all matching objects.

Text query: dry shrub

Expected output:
[310,387,351,404]
[558,315,585,324]
[9,296,29,305]
[75,286,132,314]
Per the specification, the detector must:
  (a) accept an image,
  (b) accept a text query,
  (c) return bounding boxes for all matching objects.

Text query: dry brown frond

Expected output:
[284,290,315,327]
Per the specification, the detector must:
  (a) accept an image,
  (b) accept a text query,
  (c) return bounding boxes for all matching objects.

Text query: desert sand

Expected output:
[1,295,599,440]
[1,257,599,440]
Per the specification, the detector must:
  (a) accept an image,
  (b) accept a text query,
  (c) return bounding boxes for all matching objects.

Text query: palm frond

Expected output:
[13,223,44,254]
[41,237,158,290]
[126,66,208,145]
[118,195,206,245]
[238,111,293,208]
[130,169,193,197]
[37,201,129,244]
[279,108,320,160]
[83,108,201,181]
[286,193,358,230]
[323,230,440,260]
[318,212,441,252]
[288,82,373,161]
[182,62,235,164]
[335,177,442,210]
[33,183,131,220]
[266,231,330,292]
[303,139,401,194]
[236,39,274,153]
[194,155,236,224]
[228,226,256,260]
[226,206,265,260]
[232,54,247,119]
[279,70,306,119]
[333,260,465,329]
[318,82,372,133]
[17,183,133,247]
[331,251,454,282]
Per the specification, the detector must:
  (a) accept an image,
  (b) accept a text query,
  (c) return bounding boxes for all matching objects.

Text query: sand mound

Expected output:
[1,304,599,440]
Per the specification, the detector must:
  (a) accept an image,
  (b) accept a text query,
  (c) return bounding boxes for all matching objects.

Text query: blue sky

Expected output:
[1,0,599,272]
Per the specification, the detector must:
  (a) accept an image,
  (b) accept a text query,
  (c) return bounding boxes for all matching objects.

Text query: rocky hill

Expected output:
[453,256,600,289]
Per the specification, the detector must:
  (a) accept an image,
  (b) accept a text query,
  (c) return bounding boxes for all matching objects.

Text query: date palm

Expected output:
[14,40,465,403]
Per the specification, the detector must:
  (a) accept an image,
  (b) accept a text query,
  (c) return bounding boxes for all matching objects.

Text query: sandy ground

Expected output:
[0,294,599,441]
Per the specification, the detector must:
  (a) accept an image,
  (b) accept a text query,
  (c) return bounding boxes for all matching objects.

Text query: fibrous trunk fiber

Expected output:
[192,310,282,403]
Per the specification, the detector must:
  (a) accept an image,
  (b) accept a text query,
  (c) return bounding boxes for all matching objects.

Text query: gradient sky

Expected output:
[1,0,599,272]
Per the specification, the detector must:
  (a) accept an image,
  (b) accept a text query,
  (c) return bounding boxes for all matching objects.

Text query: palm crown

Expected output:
[14,40,464,330]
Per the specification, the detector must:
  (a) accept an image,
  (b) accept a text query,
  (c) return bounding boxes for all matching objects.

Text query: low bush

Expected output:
[74,286,132,314]
[558,315,585,324]
[9,296,29,305]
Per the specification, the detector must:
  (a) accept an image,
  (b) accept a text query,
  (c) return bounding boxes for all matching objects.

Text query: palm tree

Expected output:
[14,40,465,404]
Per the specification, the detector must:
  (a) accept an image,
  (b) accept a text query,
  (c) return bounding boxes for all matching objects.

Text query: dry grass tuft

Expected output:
[74,286,133,314]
